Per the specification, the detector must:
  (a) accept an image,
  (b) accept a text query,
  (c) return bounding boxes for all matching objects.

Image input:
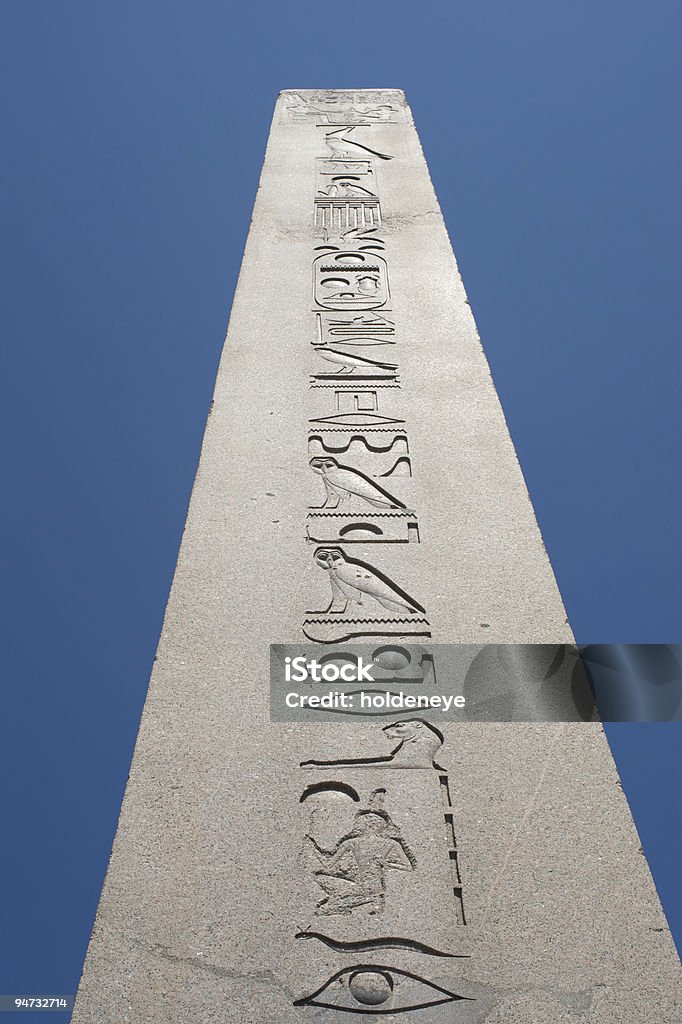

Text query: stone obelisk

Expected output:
[73,91,680,1023]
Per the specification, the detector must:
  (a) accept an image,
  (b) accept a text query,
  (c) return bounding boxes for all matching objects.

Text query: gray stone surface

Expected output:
[73,90,680,1022]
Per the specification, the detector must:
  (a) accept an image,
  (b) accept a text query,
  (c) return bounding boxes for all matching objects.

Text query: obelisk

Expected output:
[73,90,680,1023]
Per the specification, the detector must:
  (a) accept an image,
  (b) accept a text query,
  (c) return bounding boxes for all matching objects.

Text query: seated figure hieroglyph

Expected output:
[305,795,416,916]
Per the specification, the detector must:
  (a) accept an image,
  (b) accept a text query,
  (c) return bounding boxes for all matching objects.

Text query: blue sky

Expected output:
[2,1,681,1016]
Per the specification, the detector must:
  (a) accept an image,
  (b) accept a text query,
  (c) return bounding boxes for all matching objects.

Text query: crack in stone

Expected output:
[480,723,567,922]
[129,937,297,1001]
[477,980,608,1020]
[384,209,441,223]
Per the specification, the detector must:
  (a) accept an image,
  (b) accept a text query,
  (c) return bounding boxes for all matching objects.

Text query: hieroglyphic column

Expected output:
[303,104,430,643]
[73,90,681,1023]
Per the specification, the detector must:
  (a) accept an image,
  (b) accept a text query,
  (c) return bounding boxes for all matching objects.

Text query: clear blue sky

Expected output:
[2,1,681,1018]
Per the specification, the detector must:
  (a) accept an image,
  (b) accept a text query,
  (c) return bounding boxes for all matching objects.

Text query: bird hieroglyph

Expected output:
[314,547,425,616]
[310,457,413,512]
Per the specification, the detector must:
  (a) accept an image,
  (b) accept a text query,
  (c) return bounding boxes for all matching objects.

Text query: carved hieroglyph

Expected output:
[296,721,469,1014]
[281,90,408,125]
[307,143,427,642]
[300,786,417,917]
[72,90,682,1024]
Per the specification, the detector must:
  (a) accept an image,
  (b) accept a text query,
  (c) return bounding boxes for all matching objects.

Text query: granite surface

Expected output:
[72,90,681,1022]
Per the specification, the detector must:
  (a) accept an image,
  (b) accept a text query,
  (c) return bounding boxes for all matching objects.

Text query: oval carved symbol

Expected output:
[294,964,472,1013]
[314,251,389,310]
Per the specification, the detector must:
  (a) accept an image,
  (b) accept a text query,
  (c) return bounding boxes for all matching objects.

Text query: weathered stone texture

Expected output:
[73,90,680,1023]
